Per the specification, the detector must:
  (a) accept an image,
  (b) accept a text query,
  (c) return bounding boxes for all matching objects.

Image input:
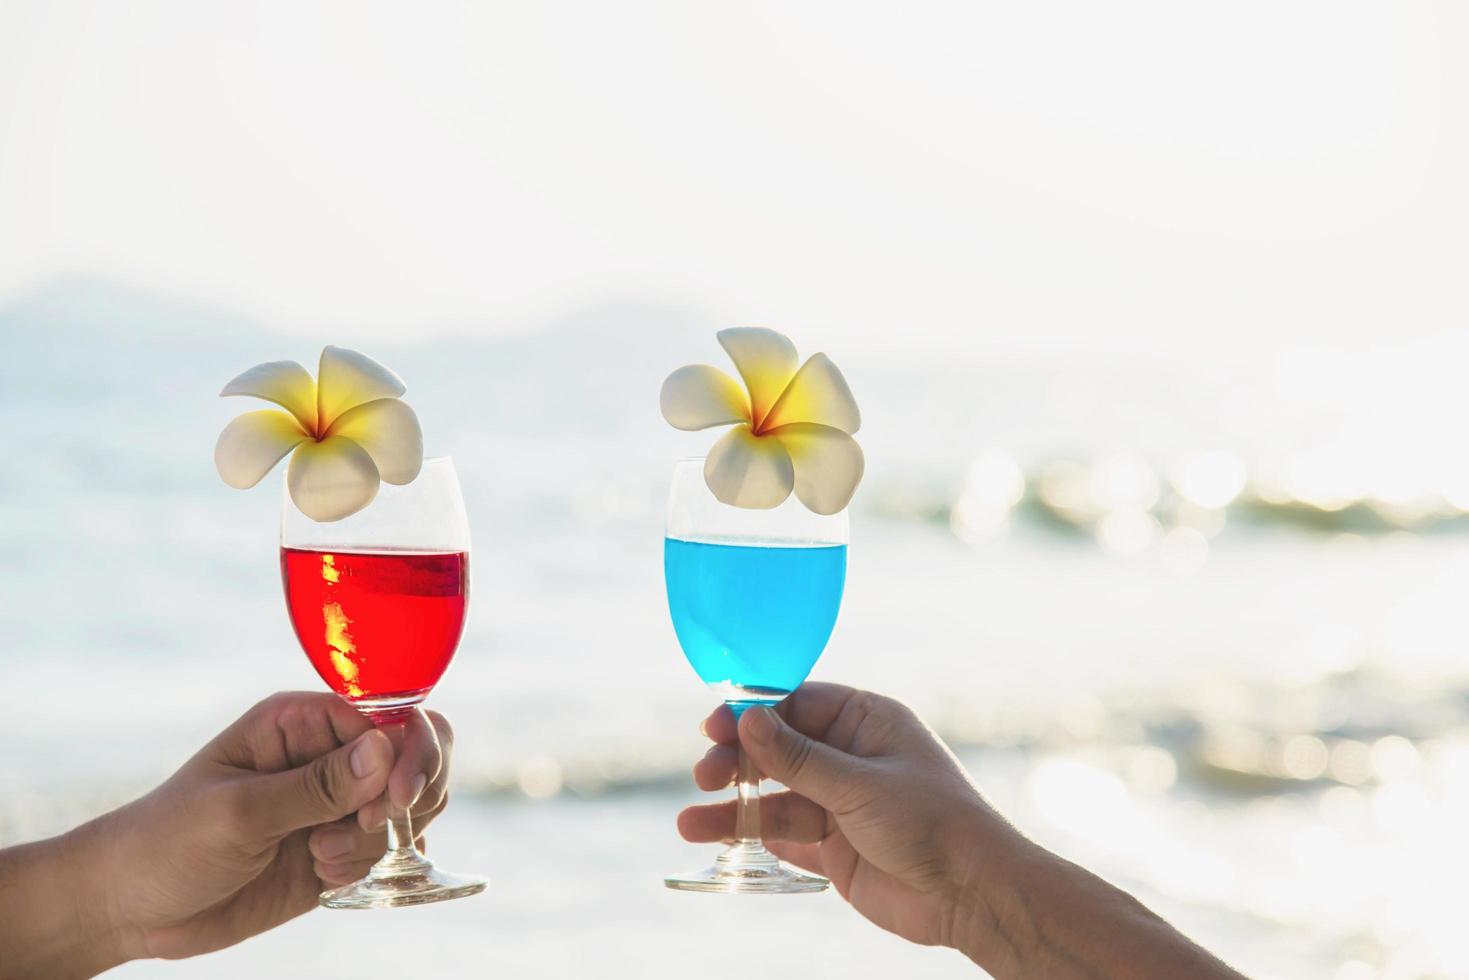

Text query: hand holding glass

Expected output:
[280,456,487,908]
[663,458,849,893]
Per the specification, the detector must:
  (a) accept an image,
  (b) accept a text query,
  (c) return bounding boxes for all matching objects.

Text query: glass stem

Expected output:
[384,799,419,861]
[374,713,425,870]
[734,744,761,846]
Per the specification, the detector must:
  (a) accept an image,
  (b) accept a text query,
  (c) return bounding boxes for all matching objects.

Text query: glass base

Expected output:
[320,854,487,909]
[705,682,788,716]
[665,841,829,894]
[349,691,431,720]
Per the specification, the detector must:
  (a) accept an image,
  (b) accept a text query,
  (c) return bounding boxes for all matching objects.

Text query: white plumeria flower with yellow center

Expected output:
[660,327,864,515]
[214,346,424,522]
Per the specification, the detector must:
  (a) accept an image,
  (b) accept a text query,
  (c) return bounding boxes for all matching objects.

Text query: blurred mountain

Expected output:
[0,277,713,425]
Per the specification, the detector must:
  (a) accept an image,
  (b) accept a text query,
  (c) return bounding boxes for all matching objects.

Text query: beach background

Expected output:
[4,4,1469,979]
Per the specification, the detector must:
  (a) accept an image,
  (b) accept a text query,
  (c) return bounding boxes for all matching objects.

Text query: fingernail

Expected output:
[745,707,778,746]
[350,732,379,779]
[315,829,353,861]
[360,801,386,830]
[409,773,428,808]
[698,718,708,737]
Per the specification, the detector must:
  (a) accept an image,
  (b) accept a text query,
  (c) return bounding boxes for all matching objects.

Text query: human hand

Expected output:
[68,693,452,968]
[679,684,1008,951]
[679,683,1243,979]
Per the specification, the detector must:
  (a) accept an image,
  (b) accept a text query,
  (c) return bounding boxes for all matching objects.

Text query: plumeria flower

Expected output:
[660,327,863,515]
[214,346,423,522]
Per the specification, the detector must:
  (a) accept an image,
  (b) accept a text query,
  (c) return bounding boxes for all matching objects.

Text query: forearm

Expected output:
[0,821,130,979]
[954,834,1244,979]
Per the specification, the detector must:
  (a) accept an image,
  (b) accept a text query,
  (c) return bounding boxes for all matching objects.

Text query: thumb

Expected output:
[739,706,861,813]
[248,729,394,838]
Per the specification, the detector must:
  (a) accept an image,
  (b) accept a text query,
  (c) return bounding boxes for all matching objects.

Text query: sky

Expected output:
[1,1,1465,353]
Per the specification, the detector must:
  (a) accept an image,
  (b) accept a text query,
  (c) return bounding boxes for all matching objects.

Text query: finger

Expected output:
[243,728,393,837]
[357,762,450,832]
[214,692,373,773]
[416,711,454,812]
[313,795,448,864]
[676,790,828,844]
[357,799,386,832]
[276,694,376,769]
[703,685,867,746]
[701,703,738,744]
[767,840,826,877]
[806,829,860,900]
[739,707,867,814]
[775,683,863,743]
[693,742,738,791]
[310,816,379,864]
[315,858,375,888]
[384,708,450,810]
[314,836,425,887]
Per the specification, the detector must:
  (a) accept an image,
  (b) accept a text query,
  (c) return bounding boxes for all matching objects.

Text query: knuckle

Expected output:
[427,710,454,747]
[420,785,449,817]
[301,758,343,811]
[883,695,920,725]
[849,690,884,718]
[260,691,298,716]
[781,731,815,778]
[273,702,306,738]
[854,694,911,746]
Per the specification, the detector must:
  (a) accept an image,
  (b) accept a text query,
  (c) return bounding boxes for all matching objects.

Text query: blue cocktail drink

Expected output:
[665,538,846,712]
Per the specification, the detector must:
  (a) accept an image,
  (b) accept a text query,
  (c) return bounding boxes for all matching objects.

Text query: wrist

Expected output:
[58,814,141,974]
[944,827,1243,980]
[937,809,1049,977]
[0,818,135,979]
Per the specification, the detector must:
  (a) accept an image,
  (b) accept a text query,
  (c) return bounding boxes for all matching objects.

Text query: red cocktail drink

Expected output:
[281,547,468,710]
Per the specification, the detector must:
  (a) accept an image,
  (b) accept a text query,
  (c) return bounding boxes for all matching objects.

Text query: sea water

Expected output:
[664,537,846,709]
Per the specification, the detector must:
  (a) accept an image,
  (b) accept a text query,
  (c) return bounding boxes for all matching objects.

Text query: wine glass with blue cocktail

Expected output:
[659,328,864,893]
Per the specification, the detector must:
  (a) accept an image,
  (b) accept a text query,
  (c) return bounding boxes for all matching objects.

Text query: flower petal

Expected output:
[703,424,795,509]
[326,398,424,486]
[762,353,861,435]
[286,435,381,522]
[769,422,865,515]
[316,346,407,432]
[220,361,318,433]
[717,328,798,429]
[214,410,309,489]
[660,365,751,430]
